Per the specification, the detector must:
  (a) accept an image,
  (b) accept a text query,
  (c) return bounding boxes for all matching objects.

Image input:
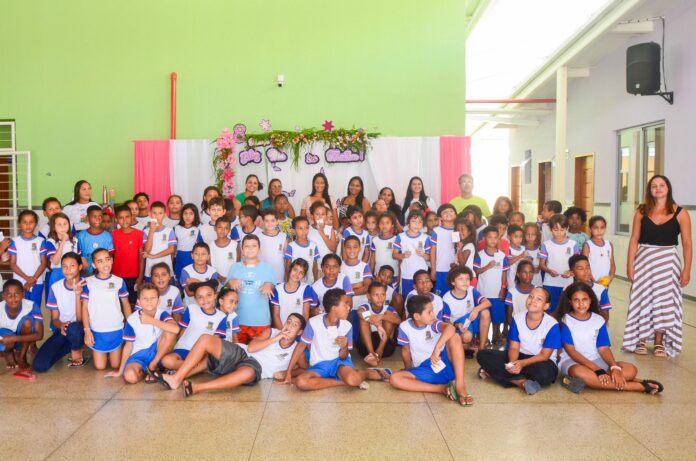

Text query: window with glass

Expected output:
[616,122,664,234]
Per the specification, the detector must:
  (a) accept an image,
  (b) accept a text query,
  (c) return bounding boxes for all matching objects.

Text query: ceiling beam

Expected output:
[612,21,655,33]
[467,108,553,116]
[466,115,540,127]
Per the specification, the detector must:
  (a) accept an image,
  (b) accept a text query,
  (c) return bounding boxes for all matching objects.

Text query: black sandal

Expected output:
[640,379,664,395]
[150,370,172,390]
[183,380,194,398]
[144,369,158,384]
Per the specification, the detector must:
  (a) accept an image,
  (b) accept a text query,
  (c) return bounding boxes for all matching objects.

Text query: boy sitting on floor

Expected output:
[389,294,473,406]
[0,280,44,370]
[160,313,308,397]
[283,288,389,391]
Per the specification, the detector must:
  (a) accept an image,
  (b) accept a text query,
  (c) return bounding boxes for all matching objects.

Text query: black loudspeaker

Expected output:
[626,42,661,95]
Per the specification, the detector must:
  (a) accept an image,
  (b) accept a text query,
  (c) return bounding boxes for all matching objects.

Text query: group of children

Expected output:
[0,183,663,401]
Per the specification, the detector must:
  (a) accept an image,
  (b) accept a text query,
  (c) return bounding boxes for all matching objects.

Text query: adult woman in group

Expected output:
[377,187,404,225]
[623,175,692,358]
[491,196,514,220]
[261,179,296,216]
[401,176,437,223]
[300,172,339,228]
[63,180,100,231]
[234,174,263,212]
[337,176,371,228]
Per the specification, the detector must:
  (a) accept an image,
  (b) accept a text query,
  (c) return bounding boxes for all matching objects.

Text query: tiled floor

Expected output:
[3,280,695,461]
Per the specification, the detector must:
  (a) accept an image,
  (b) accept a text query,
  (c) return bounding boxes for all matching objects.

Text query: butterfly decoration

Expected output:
[283,189,296,198]
[272,164,282,172]
[320,167,326,175]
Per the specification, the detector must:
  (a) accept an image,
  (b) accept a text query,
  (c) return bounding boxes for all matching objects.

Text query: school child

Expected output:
[479,214,510,256]
[141,202,176,283]
[393,212,431,296]
[133,192,151,228]
[539,214,579,313]
[506,225,527,289]
[226,235,275,343]
[537,200,562,242]
[430,204,457,296]
[474,226,509,347]
[357,282,400,366]
[63,180,100,232]
[405,270,451,322]
[0,280,43,370]
[341,236,373,330]
[125,200,146,231]
[258,208,287,284]
[374,265,404,319]
[209,216,240,285]
[556,282,663,395]
[160,280,227,371]
[523,222,543,286]
[568,254,612,322]
[311,254,354,314]
[425,211,439,235]
[148,262,185,322]
[505,260,536,318]
[9,210,48,308]
[111,205,143,304]
[38,197,64,239]
[101,210,114,232]
[34,253,86,372]
[564,207,589,246]
[455,216,477,273]
[582,216,615,286]
[369,212,399,282]
[81,248,132,371]
[442,266,491,352]
[307,202,339,260]
[340,206,371,263]
[199,186,221,226]
[164,194,183,228]
[105,283,180,383]
[174,203,202,280]
[285,216,320,283]
[271,258,313,329]
[283,288,388,390]
[236,205,264,240]
[77,205,113,274]
[273,194,293,238]
[199,197,225,245]
[364,210,379,241]
[219,287,241,344]
[180,242,219,306]
[389,294,472,405]
[477,287,560,395]
[159,313,307,396]
[509,211,525,229]
[462,205,485,242]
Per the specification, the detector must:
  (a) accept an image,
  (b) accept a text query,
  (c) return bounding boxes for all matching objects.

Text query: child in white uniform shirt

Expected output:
[474,226,509,346]
[539,214,579,314]
[174,203,202,281]
[285,216,320,283]
[370,212,399,282]
[179,242,219,306]
[430,204,457,296]
[209,216,240,285]
[311,254,354,314]
[271,259,313,329]
[393,213,431,296]
[142,201,177,282]
[9,210,48,309]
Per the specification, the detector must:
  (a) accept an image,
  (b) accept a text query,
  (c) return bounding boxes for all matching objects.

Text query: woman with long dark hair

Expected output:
[63,180,100,231]
[378,187,403,225]
[623,175,692,357]
[337,176,371,228]
[401,177,437,223]
[300,172,339,229]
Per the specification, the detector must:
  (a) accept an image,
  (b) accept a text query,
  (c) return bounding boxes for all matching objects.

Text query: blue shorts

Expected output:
[172,348,190,360]
[125,342,158,373]
[401,278,414,297]
[306,357,354,381]
[408,352,455,385]
[453,312,484,335]
[543,285,564,314]
[0,326,24,351]
[24,284,44,308]
[90,329,124,353]
[489,298,506,324]
[433,271,448,297]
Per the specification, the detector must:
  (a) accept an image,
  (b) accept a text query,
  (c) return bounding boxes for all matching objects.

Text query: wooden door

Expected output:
[510,166,521,211]
[537,161,552,214]
[574,154,594,219]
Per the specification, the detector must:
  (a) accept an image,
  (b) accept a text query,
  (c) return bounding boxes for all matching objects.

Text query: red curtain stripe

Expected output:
[439,136,471,203]
[133,140,172,205]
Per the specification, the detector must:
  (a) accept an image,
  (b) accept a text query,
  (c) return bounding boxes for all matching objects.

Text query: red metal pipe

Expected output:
[466,98,556,104]
[170,72,177,139]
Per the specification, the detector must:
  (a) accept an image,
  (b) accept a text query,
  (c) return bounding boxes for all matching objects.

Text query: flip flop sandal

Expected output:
[446,381,458,402]
[640,379,664,394]
[68,356,89,368]
[145,369,158,384]
[634,342,648,355]
[459,394,474,406]
[477,367,489,380]
[150,370,172,390]
[523,380,541,395]
[182,380,194,398]
[369,368,392,382]
[13,370,36,382]
[653,345,667,357]
[561,376,586,394]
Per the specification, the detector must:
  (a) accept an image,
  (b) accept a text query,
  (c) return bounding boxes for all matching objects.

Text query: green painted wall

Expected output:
[1,0,466,205]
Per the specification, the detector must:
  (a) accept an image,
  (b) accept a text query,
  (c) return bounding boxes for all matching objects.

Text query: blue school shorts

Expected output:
[434,271,449,297]
[543,285,564,314]
[306,357,354,381]
[488,298,506,324]
[125,342,159,373]
[90,329,124,353]
[408,351,455,385]
[401,278,414,297]
[453,312,485,335]
[0,326,25,351]
[172,348,190,360]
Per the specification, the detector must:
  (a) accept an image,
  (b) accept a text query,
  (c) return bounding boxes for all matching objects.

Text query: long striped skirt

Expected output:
[622,244,683,356]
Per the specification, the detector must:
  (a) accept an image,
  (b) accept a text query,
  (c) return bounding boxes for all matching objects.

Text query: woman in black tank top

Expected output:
[623,175,692,358]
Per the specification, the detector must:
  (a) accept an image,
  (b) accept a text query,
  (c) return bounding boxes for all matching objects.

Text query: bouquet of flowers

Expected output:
[215,127,237,197]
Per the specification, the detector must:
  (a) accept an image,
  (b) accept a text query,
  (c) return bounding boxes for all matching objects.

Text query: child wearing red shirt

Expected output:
[112,206,143,304]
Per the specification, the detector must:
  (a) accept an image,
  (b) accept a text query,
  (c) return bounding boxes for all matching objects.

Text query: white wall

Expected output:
[509,0,696,297]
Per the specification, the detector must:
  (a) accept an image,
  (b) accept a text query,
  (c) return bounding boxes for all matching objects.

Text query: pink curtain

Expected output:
[439,136,471,203]
[133,140,172,204]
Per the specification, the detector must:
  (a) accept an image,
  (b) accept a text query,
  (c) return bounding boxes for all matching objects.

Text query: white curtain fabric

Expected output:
[169,136,441,211]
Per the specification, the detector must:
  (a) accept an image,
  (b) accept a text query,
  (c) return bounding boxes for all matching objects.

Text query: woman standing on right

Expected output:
[623,175,691,357]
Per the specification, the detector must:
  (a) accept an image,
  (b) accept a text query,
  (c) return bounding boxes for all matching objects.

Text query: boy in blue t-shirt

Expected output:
[389,294,472,405]
[282,288,389,390]
[227,234,275,344]
[77,205,113,274]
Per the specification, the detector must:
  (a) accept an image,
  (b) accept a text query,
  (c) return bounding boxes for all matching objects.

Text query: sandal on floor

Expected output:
[150,370,172,390]
[634,342,648,355]
[477,367,489,380]
[145,369,158,384]
[182,380,194,398]
[369,368,392,382]
[523,380,541,395]
[561,376,586,394]
[653,344,667,357]
[458,394,474,406]
[13,369,36,382]
[640,379,664,395]
[446,381,459,402]
[68,356,89,368]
